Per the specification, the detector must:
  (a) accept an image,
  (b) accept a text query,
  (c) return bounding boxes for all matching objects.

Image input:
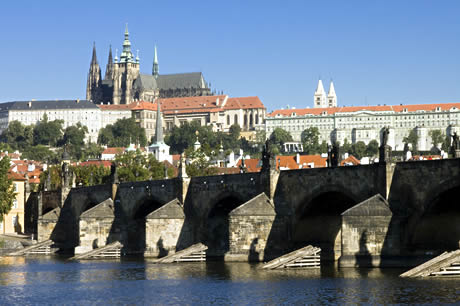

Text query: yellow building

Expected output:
[0,172,26,234]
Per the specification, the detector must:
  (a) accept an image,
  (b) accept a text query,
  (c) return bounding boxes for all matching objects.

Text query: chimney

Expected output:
[28,101,32,108]
[216,98,220,106]
[76,99,80,104]
[296,153,300,164]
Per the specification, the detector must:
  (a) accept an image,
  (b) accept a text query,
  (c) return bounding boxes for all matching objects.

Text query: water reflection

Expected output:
[0,257,458,305]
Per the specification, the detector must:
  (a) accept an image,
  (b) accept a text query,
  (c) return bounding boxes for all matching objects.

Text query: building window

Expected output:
[227,115,230,125]
[13,200,18,209]
[14,183,18,192]
[12,216,17,227]
[234,115,238,125]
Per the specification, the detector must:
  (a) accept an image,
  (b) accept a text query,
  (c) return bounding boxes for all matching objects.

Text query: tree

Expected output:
[71,164,111,186]
[301,127,320,154]
[228,124,241,140]
[403,129,419,153]
[351,141,367,159]
[366,139,379,157]
[441,134,451,152]
[185,149,218,177]
[114,150,166,182]
[269,128,293,153]
[33,115,64,146]
[0,157,16,222]
[22,145,56,162]
[83,143,104,160]
[428,129,444,149]
[341,138,352,154]
[97,125,115,146]
[97,118,147,148]
[0,121,34,150]
[60,123,89,160]
[319,140,328,154]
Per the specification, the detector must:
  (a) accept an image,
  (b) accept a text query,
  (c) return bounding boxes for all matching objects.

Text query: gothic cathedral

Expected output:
[86,25,212,105]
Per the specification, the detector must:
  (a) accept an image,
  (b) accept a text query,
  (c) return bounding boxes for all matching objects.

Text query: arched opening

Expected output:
[227,115,230,126]
[126,198,163,254]
[411,185,460,252]
[234,114,238,125]
[293,191,357,262]
[205,196,244,259]
[249,112,253,127]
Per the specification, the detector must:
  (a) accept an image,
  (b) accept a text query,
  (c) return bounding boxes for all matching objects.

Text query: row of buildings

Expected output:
[0,95,266,143]
[265,80,460,152]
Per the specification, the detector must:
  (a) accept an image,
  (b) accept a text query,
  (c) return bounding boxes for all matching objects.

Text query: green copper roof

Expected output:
[119,24,135,64]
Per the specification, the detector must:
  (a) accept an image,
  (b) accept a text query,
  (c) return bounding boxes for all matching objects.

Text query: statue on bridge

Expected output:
[379,126,392,163]
[262,139,275,170]
[451,132,460,157]
[327,143,339,167]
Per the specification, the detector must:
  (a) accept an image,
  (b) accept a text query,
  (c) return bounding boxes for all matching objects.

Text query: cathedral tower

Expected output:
[105,45,114,80]
[327,80,337,107]
[86,43,102,102]
[313,79,327,108]
[112,24,140,104]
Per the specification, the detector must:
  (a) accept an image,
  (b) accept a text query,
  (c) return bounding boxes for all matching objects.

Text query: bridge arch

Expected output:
[125,195,165,254]
[203,192,247,259]
[293,184,361,262]
[409,178,460,252]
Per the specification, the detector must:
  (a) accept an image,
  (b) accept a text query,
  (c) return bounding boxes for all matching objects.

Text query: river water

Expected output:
[0,256,459,305]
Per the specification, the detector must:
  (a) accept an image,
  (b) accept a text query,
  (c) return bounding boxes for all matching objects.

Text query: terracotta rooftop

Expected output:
[276,155,327,170]
[340,155,361,166]
[236,158,261,173]
[268,102,460,117]
[8,171,26,181]
[79,160,113,168]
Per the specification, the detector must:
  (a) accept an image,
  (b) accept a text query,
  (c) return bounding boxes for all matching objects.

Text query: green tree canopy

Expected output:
[97,118,147,147]
[366,139,379,157]
[428,129,445,149]
[301,127,320,154]
[269,128,293,153]
[22,145,57,162]
[341,138,352,154]
[351,141,367,159]
[0,121,34,150]
[33,115,64,146]
[403,129,419,153]
[0,157,16,221]
[114,150,166,182]
[185,149,218,177]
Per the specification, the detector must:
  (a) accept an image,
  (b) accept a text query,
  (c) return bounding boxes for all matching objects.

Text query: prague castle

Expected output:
[86,25,211,105]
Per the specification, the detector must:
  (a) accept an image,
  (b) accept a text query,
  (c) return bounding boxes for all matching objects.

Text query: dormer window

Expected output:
[436,106,441,112]
[291,112,296,117]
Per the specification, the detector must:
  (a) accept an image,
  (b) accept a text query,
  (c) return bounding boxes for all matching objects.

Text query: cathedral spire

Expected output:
[152,45,159,77]
[91,42,98,65]
[120,23,134,63]
[105,45,114,80]
[155,100,163,143]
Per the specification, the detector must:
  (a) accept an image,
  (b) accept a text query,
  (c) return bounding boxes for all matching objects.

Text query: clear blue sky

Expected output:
[1,1,460,112]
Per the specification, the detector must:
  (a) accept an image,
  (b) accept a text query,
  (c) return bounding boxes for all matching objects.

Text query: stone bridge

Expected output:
[36,158,460,267]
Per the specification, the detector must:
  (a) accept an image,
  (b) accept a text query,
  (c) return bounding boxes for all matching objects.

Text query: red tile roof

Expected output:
[268,102,460,117]
[236,158,261,173]
[224,97,265,110]
[102,147,125,155]
[276,155,327,170]
[340,155,361,166]
[8,171,26,181]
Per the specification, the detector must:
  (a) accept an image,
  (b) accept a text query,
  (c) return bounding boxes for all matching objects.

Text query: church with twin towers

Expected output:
[313,79,337,108]
[86,25,212,105]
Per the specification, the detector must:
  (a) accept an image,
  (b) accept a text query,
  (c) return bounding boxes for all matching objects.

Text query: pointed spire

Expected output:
[328,80,336,96]
[152,45,159,77]
[105,45,114,80]
[108,45,113,63]
[155,100,163,143]
[91,42,98,65]
[315,79,325,94]
[120,23,134,63]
